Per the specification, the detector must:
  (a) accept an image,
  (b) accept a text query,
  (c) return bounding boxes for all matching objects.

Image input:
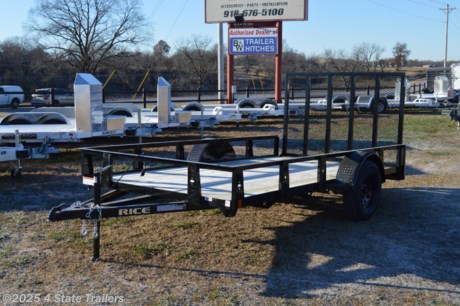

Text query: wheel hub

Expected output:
[361,185,372,207]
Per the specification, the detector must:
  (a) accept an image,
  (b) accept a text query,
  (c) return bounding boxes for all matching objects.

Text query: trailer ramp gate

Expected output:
[49,72,406,260]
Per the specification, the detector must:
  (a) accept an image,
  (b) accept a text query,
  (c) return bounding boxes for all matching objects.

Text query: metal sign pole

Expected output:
[227,23,235,104]
[275,21,283,103]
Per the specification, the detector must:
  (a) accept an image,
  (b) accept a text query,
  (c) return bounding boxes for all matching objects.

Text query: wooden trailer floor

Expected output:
[113,157,340,201]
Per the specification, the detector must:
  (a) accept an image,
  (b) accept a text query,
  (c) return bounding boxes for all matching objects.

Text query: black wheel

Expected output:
[344,161,382,220]
[183,102,204,112]
[1,116,32,125]
[52,99,60,106]
[188,141,235,162]
[10,168,22,177]
[11,99,19,109]
[239,103,254,108]
[110,110,133,117]
[377,101,387,113]
[184,105,202,111]
[260,101,278,109]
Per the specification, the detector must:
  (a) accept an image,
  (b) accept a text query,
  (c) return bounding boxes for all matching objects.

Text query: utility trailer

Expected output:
[49,72,407,261]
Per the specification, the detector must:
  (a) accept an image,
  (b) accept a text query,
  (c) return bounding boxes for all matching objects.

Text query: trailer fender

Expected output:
[335,151,385,189]
[183,101,204,112]
[333,151,385,220]
[0,114,33,125]
[105,108,133,117]
[36,113,69,124]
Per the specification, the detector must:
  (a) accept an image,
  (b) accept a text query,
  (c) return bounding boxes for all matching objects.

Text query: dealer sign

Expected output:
[205,0,308,23]
[229,28,278,55]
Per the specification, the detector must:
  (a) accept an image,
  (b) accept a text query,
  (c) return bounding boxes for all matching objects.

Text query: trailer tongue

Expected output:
[49,72,407,261]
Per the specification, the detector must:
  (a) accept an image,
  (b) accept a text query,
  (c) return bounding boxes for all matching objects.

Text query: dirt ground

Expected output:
[0,114,459,305]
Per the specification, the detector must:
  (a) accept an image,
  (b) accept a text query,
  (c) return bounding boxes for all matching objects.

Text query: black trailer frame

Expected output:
[49,72,407,261]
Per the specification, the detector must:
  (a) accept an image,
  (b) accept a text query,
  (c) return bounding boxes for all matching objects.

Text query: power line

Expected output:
[452,11,460,32]
[428,0,445,4]
[367,0,441,22]
[407,0,440,9]
[165,0,190,41]
[148,0,167,19]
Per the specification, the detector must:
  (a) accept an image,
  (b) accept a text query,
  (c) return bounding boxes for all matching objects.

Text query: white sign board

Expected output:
[229,28,278,55]
[205,0,307,23]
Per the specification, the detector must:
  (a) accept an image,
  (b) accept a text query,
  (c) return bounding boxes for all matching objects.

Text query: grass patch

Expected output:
[5,256,34,268]
[48,230,79,242]
[177,249,197,260]
[103,217,134,227]
[174,221,200,230]
[133,241,171,259]
[188,209,221,216]
[404,115,452,135]
[0,246,13,259]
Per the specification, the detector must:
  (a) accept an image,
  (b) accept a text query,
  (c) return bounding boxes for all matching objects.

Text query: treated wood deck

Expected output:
[113,157,340,201]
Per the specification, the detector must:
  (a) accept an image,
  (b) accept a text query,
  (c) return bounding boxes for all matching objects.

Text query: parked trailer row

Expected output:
[0,74,286,174]
[48,72,407,261]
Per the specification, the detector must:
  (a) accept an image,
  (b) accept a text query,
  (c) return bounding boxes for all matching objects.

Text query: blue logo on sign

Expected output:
[229,37,278,55]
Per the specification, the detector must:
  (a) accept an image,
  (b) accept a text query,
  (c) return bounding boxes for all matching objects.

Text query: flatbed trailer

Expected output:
[49,72,407,261]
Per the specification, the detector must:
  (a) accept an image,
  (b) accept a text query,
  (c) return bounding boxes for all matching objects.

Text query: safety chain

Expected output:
[80,204,102,239]
[81,220,88,236]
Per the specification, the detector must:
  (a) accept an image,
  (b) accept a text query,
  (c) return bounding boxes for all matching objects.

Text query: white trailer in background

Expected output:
[0,73,126,175]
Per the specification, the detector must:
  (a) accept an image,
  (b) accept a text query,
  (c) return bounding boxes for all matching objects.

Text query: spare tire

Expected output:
[187,140,236,162]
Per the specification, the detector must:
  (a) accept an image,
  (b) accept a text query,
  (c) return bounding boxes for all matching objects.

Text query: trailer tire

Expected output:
[183,102,204,112]
[260,100,278,109]
[152,105,175,112]
[108,109,133,117]
[37,114,68,124]
[188,140,236,162]
[11,98,20,109]
[377,101,388,113]
[343,160,382,221]
[1,115,32,125]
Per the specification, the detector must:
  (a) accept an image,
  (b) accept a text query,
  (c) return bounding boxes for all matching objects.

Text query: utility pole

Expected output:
[440,4,456,68]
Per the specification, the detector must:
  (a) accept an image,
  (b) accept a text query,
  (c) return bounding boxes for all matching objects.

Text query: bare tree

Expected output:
[322,48,360,88]
[27,0,150,73]
[153,40,172,72]
[393,42,411,70]
[173,35,217,90]
[0,37,66,90]
[352,43,385,72]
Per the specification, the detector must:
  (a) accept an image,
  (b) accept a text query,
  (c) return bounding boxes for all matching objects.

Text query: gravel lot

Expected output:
[0,113,459,305]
